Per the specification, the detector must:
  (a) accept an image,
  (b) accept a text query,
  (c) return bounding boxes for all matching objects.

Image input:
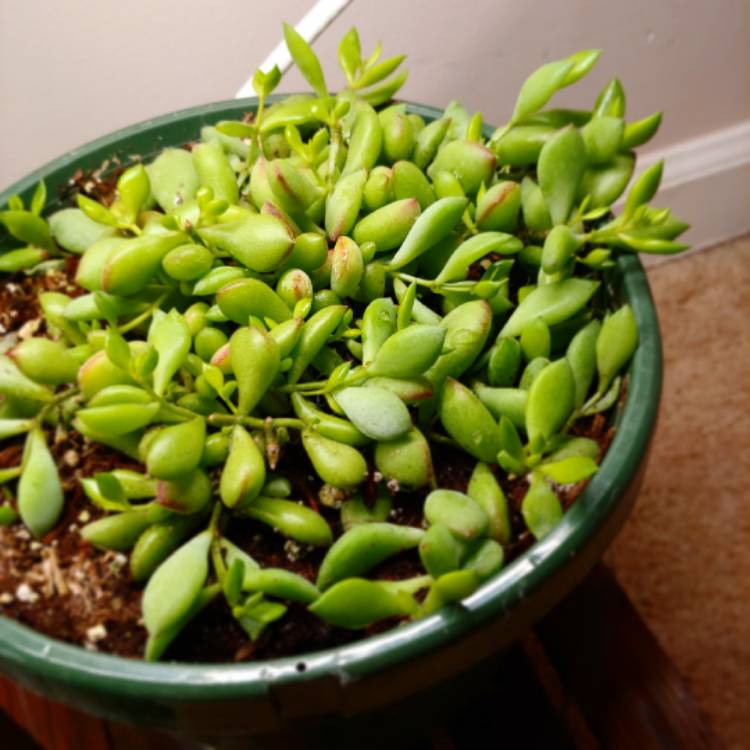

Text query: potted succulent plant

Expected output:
[0,23,686,744]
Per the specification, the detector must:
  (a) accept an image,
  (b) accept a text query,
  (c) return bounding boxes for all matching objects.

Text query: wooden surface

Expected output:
[0,565,723,750]
[606,236,750,749]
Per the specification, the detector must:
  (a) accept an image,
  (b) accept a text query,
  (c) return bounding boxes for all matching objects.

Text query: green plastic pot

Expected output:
[0,99,661,747]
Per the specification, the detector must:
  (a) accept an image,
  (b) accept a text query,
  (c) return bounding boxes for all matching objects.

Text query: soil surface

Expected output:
[0,242,616,665]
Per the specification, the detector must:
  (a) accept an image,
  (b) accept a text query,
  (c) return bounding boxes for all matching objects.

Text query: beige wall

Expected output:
[2,0,749,187]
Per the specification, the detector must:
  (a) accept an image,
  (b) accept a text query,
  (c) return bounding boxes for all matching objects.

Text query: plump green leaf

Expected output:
[0,210,54,251]
[30,180,47,216]
[17,428,64,537]
[596,304,638,393]
[623,161,663,218]
[512,59,575,123]
[525,358,575,444]
[538,126,586,225]
[501,278,599,337]
[562,50,601,86]
[317,522,424,590]
[149,309,192,396]
[309,578,416,628]
[540,455,598,484]
[76,194,119,227]
[361,69,409,107]
[334,386,411,441]
[143,530,212,636]
[338,27,362,83]
[117,164,150,221]
[357,55,405,90]
[283,22,328,99]
[522,474,563,539]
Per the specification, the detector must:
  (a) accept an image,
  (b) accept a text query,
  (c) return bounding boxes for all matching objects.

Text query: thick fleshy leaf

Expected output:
[149,309,192,396]
[334,386,411,441]
[198,214,294,273]
[473,384,527,431]
[76,402,160,437]
[566,319,601,408]
[439,378,503,463]
[301,429,368,488]
[325,169,367,241]
[309,578,416,629]
[146,417,205,480]
[10,338,79,386]
[103,233,185,296]
[582,116,624,165]
[49,208,117,255]
[426,300,493,389]
[0,210,54,251]
[419,523,465,577]
[462,538,505,580]
[338,27,362,83]
[424,489,488,541]
[317,522,424,590]
[368,324,445,378]
[500,278,599,337]
[540,455,598,484]
[245,496,333,547]
[357,54,406,90]
[511,58,575,123]
[220,425,266,509]
[148,148,200,213]
[522,474,563,539]
[427,141,495,196]
[596,304,638,394]
[283,22,327,98]
[117,164,151,221]
[466,462,512,544]
[229,326,280,416]
[217,278,292,325]
[525,359,575,443]
[17,428,64,537]
[374,426,433,489]
[537,126,586,225]
[142,530,211,636]
[435,232,521,284]
[387,197,467,269]
[623,161,663,218]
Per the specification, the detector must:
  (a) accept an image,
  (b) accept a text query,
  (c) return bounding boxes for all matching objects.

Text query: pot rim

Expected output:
[0,97,662,701]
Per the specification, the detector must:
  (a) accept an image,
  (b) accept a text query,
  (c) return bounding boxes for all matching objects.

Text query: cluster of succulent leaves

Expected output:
[0,24,687,661]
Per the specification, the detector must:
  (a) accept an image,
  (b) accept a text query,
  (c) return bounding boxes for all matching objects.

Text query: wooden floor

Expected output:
[1,238,746,749]
[607,236,750,750]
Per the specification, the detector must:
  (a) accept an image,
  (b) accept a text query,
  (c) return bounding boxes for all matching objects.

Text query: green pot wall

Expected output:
[0,99,662,745]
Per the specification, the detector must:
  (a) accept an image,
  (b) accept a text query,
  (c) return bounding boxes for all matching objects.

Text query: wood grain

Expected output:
[607,236,750,749]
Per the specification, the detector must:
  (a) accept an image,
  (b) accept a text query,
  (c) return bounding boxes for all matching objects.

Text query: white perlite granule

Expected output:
[15,583,39,603]
[85,624,108,643]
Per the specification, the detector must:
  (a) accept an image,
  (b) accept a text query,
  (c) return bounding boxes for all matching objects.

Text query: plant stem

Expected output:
[208,501,223,535]
[210,538,228,583]
[425,430,458,447]
[488,122,511,147]
[36,386,80,424]
[118,293,168,334]
[207,413,304,431]
[462,209,479,235]
[326,122,342,189]
[391,272,436,289]
[0,466,22,484]
[275,379,328,393]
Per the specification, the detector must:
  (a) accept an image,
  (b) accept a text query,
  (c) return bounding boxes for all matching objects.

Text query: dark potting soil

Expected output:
[0,256,615,664]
